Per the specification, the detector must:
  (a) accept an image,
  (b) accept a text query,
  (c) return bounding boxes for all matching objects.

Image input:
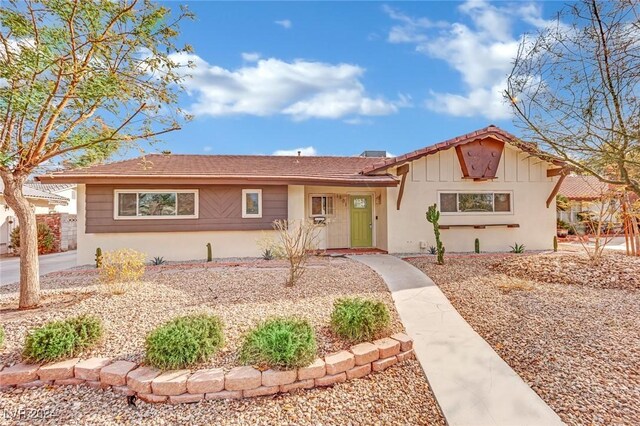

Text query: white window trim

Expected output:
[309,194,335,217]
[242,189,262,218]
[437,190,514,216]
[113,189,199,220]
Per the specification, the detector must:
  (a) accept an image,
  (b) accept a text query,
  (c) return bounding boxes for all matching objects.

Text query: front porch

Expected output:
[294,185,389,252]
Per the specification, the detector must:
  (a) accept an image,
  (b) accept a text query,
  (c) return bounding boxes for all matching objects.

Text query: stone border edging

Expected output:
[0,334,414,404]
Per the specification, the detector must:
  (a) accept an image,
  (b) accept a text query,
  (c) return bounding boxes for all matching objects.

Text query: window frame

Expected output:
[113,189,199,220]
[309,194,335,217]
[242,189,263,219]
[437,190,514,215]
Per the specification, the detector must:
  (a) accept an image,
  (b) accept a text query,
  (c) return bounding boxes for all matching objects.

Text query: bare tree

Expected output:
[506,0,640,197]
[0,0,193,308]
[572,190,623,265]
[273,219,320,287]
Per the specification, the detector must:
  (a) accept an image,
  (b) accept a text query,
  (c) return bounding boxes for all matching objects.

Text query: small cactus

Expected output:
[206,242,212,262]
[426,204,445,265]
[553,236,558,252]
[475,238,480,254]
[95,247,102,268]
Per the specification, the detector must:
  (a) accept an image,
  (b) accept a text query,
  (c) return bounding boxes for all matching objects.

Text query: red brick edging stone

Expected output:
[0,334,414,404]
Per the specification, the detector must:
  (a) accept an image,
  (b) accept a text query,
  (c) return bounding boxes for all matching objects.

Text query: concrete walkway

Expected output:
[0,250,77,286]
[351,254,563,426]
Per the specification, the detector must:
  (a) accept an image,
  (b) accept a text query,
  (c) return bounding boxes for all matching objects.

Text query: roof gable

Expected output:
[360,125,563,175]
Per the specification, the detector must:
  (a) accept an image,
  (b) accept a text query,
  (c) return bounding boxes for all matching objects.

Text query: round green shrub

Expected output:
[0,325,5,348]
[239,317,316,369]
[330,297,391,343]
[23,315,103,362]
[23,321,78,362]
[145,314,224,370]
[68,315,103,350]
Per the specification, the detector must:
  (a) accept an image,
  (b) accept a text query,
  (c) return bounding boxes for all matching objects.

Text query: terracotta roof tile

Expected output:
[559,175,613,200]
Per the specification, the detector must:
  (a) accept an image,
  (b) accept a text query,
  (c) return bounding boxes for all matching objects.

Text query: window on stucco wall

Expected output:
[439,192,512,213]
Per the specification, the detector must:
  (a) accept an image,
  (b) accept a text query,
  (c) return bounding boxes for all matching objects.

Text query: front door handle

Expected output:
[369,223,372,229]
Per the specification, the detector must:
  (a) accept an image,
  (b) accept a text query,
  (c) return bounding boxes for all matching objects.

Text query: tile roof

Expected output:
[559,175,613,200]
[25,182,75,193]
[0,181,69,204]
[360,125,564,174]
[38,154,399,186]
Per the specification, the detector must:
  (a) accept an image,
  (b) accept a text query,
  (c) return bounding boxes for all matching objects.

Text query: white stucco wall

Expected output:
[386,146,558,253]
[75,184,277,265]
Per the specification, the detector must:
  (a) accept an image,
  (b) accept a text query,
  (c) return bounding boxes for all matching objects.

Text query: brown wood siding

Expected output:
[85,184,287,233]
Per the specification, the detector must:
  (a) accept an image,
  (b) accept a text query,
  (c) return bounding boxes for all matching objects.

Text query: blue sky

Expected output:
[154,1,565,157]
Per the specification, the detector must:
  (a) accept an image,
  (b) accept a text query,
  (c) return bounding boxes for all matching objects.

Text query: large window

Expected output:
[114,190,198,219]
[439,192,512,213]
[242,189,262,218]
[310,195,334,216]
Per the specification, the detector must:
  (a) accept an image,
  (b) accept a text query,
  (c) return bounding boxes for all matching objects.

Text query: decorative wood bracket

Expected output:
[396,164,410,210]
[546,168,570,208]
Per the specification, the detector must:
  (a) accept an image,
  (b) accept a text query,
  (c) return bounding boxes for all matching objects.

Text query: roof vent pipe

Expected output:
[297,150,301,156]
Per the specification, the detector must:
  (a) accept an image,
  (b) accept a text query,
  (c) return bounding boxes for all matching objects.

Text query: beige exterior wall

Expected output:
[386,145,558,253]
[34,187,77,215]
[303,186,387,250]
[75,184,277,265]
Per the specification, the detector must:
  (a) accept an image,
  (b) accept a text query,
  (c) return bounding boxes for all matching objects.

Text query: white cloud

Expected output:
[383,5,447,43]
[203,145,213,152]
[385,0,554,120]
[275,19,292,29]
[343,117,373,125]
[273,146,317,156]
[241,52,261,62]
[171,53,408,120]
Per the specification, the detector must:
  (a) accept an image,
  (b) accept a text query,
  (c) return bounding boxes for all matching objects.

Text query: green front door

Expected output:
[350,195,373,248]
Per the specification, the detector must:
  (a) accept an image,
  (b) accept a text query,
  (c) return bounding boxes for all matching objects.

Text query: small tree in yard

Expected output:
[273,219,320,287]
[0,0,193,308]
[506,0,640,198]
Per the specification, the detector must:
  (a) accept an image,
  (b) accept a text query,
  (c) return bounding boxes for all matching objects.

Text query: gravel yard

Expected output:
[0,257,445,425]
[406,252,640,426]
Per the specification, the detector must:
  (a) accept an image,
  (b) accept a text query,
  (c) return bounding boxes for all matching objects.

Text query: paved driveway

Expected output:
[0,250,77,285]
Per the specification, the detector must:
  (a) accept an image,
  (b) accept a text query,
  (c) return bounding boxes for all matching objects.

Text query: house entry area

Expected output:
[307,190,379,250]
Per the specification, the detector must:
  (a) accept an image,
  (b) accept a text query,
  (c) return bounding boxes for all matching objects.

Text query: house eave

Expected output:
[36,174,400,188]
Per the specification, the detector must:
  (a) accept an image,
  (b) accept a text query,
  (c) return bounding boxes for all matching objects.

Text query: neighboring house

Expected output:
[25,183,78,214]
[558,175,618,224]
[0,181,69,255]
[38,126,566,264]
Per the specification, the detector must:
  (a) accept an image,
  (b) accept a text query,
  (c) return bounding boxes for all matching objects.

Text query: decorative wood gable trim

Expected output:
[396,164,410,210]
[454,137,505,181]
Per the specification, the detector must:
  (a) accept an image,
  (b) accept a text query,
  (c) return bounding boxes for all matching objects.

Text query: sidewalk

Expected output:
[351,254,563,426]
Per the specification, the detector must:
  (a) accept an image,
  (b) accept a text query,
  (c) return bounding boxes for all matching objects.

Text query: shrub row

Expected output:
[15,297,391,370]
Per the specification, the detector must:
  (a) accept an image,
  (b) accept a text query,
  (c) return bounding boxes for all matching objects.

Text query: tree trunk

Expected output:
[0,171,40,308]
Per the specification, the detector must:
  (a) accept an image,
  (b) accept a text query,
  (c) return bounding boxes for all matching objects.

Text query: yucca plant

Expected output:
[510,243,526,254]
